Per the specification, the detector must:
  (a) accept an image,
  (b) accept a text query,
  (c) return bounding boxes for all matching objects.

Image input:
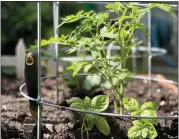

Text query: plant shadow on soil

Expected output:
[1,75,178,139]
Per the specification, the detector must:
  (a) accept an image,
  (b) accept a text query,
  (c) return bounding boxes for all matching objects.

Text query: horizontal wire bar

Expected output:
[39,46,167,62]
[41,74,178,85]
[41,53,166,62]
[41,100,178,120]
[20,83,178,120]
[75,2,178,8]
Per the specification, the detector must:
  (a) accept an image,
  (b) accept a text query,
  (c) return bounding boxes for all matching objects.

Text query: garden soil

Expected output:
[1,75,178,139]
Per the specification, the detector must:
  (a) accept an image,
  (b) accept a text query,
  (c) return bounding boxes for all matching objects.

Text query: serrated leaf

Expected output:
[95,12,109,25]
[94,116,110,136]
[67,62,87,77]
[67,47,78,54]
[150,3,176,17]
[140,101,158,112]
[58,10,84,28]
[100,26,118,39]
[91,95,109,112]
[83,64,93,73]
[141,110,158,125]
[136,23,147,36]
[105,2,122,13]
[120,28,130,39]
[116,71,131,81]
[100,26,108,35]
[67,97,83,104]
[123,97,140,112]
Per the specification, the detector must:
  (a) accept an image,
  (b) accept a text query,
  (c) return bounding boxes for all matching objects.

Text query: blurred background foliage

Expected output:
[1,2,96,55]
[1,2,178,80]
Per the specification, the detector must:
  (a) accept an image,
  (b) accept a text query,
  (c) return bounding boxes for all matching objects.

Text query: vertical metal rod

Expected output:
[132,48,136,74]
[37,2,42,139]
[177,1,179,131]
[53,2,59,104]
[0,2,1,139]
[147,10,152,98]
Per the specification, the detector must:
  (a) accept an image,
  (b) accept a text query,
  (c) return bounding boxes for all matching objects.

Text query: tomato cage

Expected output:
[20,2,178,139]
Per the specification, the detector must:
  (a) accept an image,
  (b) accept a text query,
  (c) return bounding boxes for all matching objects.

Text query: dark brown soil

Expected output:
[1,75,178,139]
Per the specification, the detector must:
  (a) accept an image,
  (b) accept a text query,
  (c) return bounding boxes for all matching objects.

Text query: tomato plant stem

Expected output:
[119,82,124,115]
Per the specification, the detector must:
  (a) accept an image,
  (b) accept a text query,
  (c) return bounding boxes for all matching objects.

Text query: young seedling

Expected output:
[123,97,159,139]
[28,2,176,139]
[67,95,110,139]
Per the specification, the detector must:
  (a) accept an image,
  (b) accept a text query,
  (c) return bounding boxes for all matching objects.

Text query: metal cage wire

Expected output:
[20,2,178,139]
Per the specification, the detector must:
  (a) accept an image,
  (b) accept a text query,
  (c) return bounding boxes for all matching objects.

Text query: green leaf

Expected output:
[58,10,84,28]
[94,116,110,136]
[140,101,158,112]
[100,26,108,35]
[144,123,158,139]
[67,62,87,76]
[128,124,143,139]
[136,23,147,36]
[67,97,83,104]
[112,77,119,86]
[85,115,94,131]
[128,121,158,139]
[91,50,100,58]
[120,28,130,39]
[150,3,176,17]
[123,97,140,112]
[67,47,78,54]
[84,96,92,104]
[141,110,158,125]
[95,12,109,25]
[83,64,92,73]
[142,128,148,138]
[105,2,123,13]
[100,26,118,39]
[115,71,131,81]
[132,120,143,126]
[131,110,140,116]
[91,95,109,112]
[70,102,85,110]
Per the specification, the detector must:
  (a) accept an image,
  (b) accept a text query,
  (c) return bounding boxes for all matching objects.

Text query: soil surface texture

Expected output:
[1,75,178,139]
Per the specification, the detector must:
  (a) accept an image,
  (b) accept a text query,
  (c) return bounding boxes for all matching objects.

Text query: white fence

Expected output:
[2,38,26,78]
[1,38,93,79]
[1,38,58,79]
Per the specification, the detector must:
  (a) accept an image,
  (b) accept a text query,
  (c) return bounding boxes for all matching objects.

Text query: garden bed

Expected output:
[1,74,178,139]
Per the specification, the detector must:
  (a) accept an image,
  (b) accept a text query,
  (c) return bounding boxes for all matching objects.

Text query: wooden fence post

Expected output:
[16,38,26,78]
